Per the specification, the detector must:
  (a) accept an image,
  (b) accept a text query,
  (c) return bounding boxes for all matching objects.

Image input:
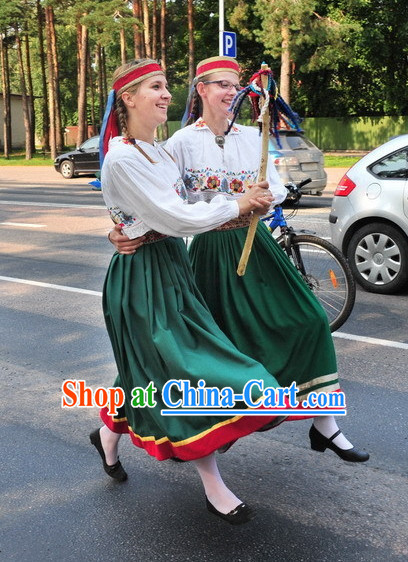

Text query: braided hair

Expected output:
[112,58,158,137]
[184,87,203,126]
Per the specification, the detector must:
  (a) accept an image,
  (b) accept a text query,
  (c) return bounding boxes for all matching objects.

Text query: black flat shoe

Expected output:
[89,429,128,481]
[206,497,255,525]
[309,424,369,463]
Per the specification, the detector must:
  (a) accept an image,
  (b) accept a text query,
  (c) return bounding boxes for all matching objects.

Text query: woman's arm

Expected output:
[108,186,272,254]
[104,157,271,238]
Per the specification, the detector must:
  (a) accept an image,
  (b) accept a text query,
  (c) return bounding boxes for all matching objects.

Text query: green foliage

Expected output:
[226,0,408,118]
[2,0,408,152]
[80,0,137,47]
[324,155,360,167]
[0,152,53,165]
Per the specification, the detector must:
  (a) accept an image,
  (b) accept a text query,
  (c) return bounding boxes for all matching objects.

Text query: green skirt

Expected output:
[189,222,339,402]
[101,237,284,461]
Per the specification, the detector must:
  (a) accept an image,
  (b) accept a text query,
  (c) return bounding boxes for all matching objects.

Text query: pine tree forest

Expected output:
[1,0,407,158]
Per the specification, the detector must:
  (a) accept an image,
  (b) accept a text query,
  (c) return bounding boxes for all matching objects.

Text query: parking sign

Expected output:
[222,31,237,58]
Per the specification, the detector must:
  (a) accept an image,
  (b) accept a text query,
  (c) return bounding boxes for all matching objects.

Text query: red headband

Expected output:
[100,62,164,162]
[196,57,240,80]
[113,63,163,92]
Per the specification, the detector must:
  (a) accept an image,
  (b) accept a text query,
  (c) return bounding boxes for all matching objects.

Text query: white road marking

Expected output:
[1,275,408,350]
[289,217,328,223]
[0,222,46,228]
[333,331,408,350]
[0,276,102,297]
[0,200,103,210]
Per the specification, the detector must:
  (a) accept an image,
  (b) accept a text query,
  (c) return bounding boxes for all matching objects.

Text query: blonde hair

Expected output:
[113,59,160,137]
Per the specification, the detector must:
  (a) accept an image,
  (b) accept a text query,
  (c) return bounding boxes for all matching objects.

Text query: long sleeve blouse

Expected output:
[101,137,239,239]
[165,118,288,205]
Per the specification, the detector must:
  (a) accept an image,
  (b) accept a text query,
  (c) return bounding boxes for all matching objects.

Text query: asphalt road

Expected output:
[0,167,407,562]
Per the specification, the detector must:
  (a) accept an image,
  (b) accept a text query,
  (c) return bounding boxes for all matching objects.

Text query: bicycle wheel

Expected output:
[278,234,356,332]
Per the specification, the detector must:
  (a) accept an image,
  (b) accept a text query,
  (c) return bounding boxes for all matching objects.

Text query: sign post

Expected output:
[218,0,224,55]
[219,0,237,58]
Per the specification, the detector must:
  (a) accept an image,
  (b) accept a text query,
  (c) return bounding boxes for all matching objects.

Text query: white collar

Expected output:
[192,117,241,135]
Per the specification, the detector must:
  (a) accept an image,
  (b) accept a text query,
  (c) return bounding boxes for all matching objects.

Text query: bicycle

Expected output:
[262,178,356,332]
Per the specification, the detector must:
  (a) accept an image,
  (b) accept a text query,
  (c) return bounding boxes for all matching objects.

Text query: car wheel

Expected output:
[347,223,408,294]
[60,160,75,179]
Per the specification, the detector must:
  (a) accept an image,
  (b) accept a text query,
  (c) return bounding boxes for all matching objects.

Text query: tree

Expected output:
[142,0,151,57]
[160,0,166,71]
[132,0,143,58]
[23,0,35,154]
[152,0,157,59]
[36,0,49,150]
[229,0,366,116]
[77,19,88,145]
[187,0,194,84]
[0,32,12,157]
[45,3,63,158]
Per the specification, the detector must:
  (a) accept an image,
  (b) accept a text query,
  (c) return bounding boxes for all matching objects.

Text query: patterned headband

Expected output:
[195,56,240,81]
[113,63,164,95]
[100,61,164,165]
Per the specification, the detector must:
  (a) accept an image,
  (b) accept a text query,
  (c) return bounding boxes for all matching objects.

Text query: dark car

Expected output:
[54,135,100,179]
[269,130,327,199]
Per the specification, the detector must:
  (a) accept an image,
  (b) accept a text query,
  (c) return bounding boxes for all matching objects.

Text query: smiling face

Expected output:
[197,71,241,119]
[122,75,172,129]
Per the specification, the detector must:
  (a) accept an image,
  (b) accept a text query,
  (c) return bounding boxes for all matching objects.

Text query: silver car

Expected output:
[330,134,408,294]
[268,130,327,199]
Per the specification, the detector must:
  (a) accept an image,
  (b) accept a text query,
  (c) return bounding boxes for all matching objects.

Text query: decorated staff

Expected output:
[225,63,302,276]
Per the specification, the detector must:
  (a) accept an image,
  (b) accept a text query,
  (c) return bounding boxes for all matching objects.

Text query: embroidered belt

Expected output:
[143,230,168,244]
[213,214,252,232]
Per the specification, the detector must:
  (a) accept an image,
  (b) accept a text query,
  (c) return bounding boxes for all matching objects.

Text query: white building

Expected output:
[0,93,27,149]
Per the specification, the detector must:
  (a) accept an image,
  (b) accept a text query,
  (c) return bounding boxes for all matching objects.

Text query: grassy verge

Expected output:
[324,155,361,167]
[0,152,54,166]
[1,152,362,168]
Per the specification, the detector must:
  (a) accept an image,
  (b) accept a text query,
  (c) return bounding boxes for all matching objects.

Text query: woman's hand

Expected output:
[250,180,269,190]
[237,186,274,216]
[108,224,145,254]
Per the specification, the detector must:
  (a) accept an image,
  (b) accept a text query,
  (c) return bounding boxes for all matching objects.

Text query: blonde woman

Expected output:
[91,58,287,525]
[110,57,369,464]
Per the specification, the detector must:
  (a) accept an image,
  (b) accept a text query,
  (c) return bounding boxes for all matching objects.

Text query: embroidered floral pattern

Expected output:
[193,117,239,133]
[108,206,135,227]
[194,119,207,129]
[174,176,188,200]
[184,167,257,195]
[207,175,220,189]
[230,178,244,193]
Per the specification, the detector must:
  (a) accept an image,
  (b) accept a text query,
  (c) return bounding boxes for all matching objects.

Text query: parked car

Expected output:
[330,134,408,294]
[268,129,327,200]
[54,136,100,179]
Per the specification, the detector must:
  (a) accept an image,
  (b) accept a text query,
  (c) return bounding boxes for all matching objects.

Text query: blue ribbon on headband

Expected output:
[181,83,196,127]
[99,89,117,169]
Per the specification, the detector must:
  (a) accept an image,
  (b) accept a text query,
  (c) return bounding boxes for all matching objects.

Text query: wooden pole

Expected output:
[237,63,270,276]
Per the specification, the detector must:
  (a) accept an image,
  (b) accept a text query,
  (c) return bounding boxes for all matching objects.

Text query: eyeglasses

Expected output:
[202,80,242,92]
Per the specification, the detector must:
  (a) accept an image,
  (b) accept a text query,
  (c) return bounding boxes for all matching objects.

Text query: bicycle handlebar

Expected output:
[284,177,312,196]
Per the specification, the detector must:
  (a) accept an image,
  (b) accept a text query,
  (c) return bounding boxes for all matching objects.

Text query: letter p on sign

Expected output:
[222,31,237,58]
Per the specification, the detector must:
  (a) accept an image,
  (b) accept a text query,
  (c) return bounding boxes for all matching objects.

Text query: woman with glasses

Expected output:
[110,56,369,463]
[91,57,294,526]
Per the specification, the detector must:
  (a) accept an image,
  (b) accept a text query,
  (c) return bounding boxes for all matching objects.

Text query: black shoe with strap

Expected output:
[309,424,369,463]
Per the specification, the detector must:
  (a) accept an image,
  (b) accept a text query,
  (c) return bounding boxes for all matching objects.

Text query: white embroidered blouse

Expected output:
[101,137,239,239]
[165,118,288,205]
